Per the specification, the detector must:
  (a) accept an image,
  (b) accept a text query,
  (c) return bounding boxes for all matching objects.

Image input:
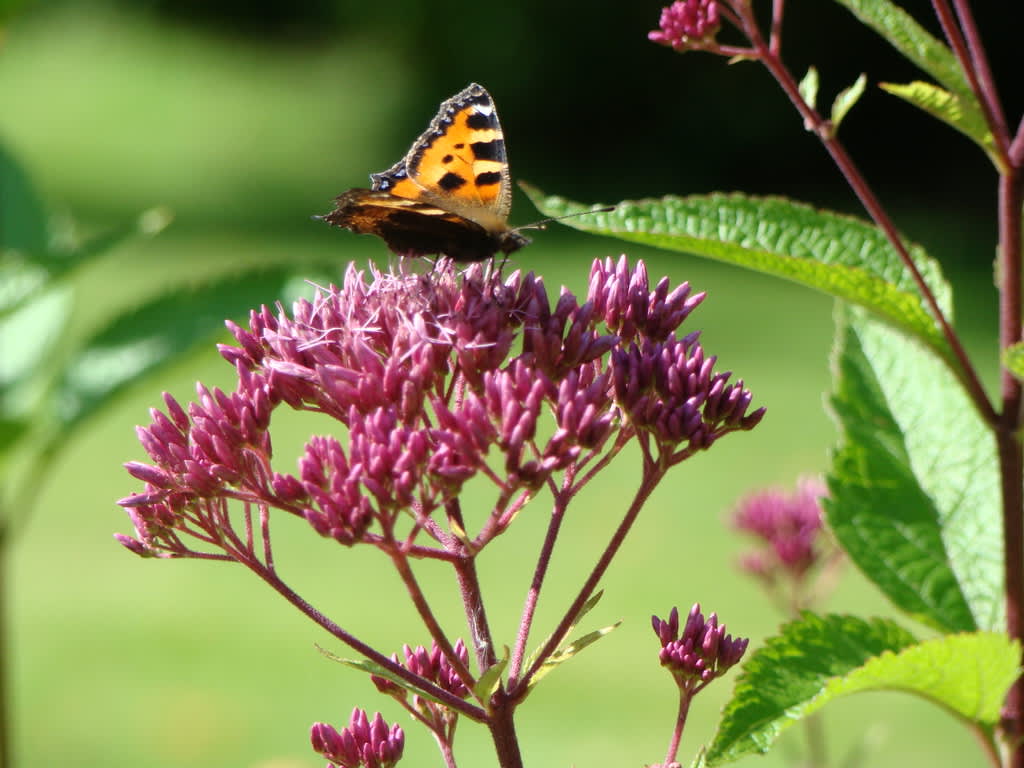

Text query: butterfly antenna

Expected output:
[517,205,616,233]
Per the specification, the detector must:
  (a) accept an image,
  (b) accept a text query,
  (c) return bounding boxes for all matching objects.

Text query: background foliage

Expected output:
[1,0,1008,765]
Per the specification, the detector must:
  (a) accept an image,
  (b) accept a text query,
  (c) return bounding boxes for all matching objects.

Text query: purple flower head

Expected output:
[732,476,833,586]
[117,257,760,562]
[652,603,748,694]
[649,0,721,51]
[311,708,404,768]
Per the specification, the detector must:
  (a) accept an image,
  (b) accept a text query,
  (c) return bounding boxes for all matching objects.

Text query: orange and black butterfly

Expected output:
[323,83,529,262]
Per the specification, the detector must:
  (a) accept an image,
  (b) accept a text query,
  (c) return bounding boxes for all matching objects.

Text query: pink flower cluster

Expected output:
[652,603,748,693]
[117,257,762,559]
[648,0,721,51]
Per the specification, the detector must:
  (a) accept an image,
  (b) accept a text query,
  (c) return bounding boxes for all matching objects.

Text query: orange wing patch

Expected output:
[323,83,527,262]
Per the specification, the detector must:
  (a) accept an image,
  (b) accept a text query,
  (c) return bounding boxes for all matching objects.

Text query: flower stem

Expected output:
[743,21,997,426]
[251,556,486,720]
[513,466,664,697]
[508,485,572,687]
[388,543,481,702]
[487,690,524,768]
[663,689,692,766]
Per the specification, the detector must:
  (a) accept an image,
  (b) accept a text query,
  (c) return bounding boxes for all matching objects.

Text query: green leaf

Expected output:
[319,652,460,711]
[527,621,620,693]
[830,73,867,130]
[53,267,299,431]
[0,141,48,256]
[1002,342,1024,382]
[0,212,165,321]
[833,0,966,96]
[833,0,995,164]
[798,67,820,111]
[828,305,1001,632]
[473,656,508,703]
[523,589,608,692]
[707,614,1017,764]
[524,188,954,366]
[708,614,916,763]
[881,80,995,158]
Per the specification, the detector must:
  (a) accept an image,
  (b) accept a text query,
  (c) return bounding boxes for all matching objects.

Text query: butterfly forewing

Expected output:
[325,82,526,261]
[375,84,512,222]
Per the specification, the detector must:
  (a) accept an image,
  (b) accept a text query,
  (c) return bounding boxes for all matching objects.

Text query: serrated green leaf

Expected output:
[707,614,1017,764]
[833,0,967,97]
[798,67,819,111]
[1002,342,1024,382]
[881,80,995,158]
[473,657,508,703]
[53,267,298,431]
[524,188,954,366]
[831,73,867,130]
[833,0,996,166]
[828,305,1001,632]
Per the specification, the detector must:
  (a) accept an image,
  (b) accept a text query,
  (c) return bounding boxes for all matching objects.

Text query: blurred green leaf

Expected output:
[828,304,1001,632]
[1002,342,1024,381]
[707,614,1015,764]
[830,73,867,130]
[0,212,166,321]
[525,188,953,366]
[53,266,299,432]
[0,287,72,428]
[881,80,995,158]
[798,66,820,111]
[0,141,48,255]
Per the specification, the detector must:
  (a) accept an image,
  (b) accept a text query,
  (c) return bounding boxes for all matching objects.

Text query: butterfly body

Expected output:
[325,83,529,261]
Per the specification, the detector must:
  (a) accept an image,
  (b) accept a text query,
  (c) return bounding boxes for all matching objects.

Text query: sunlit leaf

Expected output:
[828,305,1001,632]
[707,614,1016,764]
[525,187,954,368]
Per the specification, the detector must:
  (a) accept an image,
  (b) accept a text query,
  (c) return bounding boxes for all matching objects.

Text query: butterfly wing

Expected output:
[371,83,513,230]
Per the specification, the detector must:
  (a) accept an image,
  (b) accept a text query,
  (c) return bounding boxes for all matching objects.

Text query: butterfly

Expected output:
[322,83,530,262]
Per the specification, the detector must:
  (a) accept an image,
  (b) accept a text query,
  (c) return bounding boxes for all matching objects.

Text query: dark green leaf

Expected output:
[0,141,48,256]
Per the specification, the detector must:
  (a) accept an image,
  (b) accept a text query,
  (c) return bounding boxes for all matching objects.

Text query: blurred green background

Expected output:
[2,0,1009,766]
